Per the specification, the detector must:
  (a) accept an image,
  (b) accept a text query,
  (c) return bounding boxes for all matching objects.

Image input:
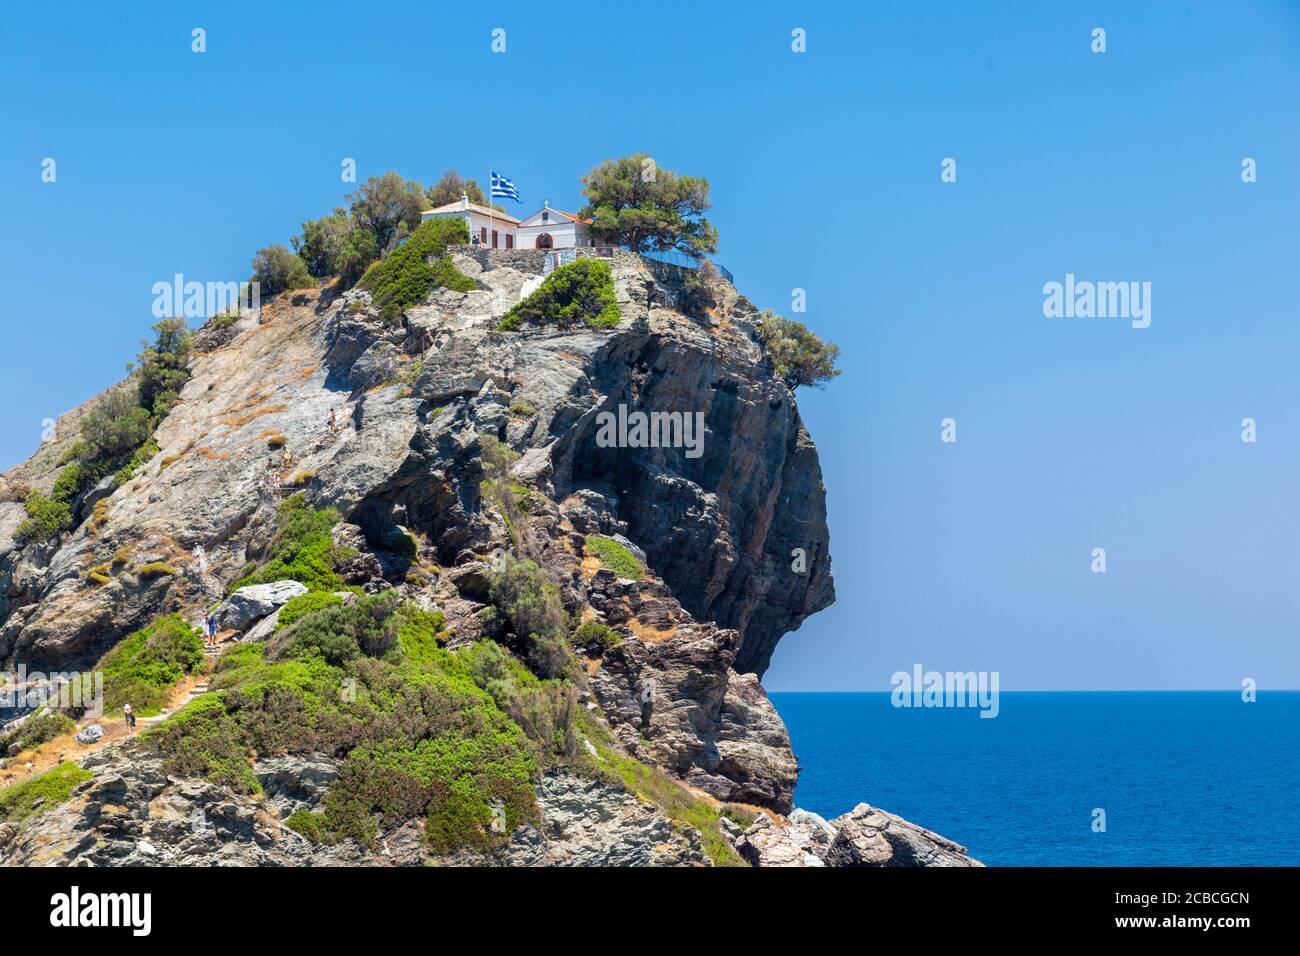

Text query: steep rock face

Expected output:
[0,250,827,814]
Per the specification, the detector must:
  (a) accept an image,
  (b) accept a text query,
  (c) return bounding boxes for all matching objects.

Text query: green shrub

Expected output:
[585,534,644,581]
[0,762,93,826]
[13,493,72,546]
[498,258,620,332]
[146,599,549,853]
[276,591,345,631]
[232,494,345,593]
[508,401,537,417]
[754,310,842,389]
[395,605,448,666]
[571,620,620,649]
[361,218,473,324]
[285,808,325,844]
[139,561,179,579]
[326,729,537,853]
[101,613,205,715]
[269,591,403,666]
[488,557,573,679]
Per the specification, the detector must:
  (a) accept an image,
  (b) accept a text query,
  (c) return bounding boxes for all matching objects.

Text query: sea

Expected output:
[770,691,1299,866]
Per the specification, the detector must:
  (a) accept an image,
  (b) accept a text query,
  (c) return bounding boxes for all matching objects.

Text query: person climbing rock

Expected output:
[638,678,656,735]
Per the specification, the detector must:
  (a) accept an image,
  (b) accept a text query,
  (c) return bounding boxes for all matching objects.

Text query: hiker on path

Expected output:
[638,678,656,734]
[123,703,136,732]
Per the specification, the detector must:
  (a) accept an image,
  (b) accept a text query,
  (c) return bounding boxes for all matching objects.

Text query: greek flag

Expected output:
[490,171,522,203]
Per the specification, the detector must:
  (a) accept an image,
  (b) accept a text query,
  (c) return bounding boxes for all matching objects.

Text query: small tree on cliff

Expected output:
[578,154,718,258]
[424,169,505,212]
[755,311,841,390]
[346,172,426,252]
[136,318,194,418]
[251,244,313,296]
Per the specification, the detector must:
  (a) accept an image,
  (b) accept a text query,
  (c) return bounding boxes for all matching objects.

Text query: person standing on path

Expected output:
[123,703,136,732]
[638,678,656,735]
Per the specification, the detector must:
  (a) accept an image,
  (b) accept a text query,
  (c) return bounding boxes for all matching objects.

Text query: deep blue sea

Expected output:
[770,691,1299,866]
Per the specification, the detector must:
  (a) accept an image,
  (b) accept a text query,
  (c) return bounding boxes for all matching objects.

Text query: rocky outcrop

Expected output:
[489,771,706,867]
[0,744,707,867]
[735,806,983,868]
[218,580,308,630]
[0,244,979,867]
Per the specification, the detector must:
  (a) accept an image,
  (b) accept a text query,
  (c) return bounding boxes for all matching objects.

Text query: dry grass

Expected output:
[197,446,231,461]
[221,390,273,416]
[220,403,287,428]
[626,616,677,644]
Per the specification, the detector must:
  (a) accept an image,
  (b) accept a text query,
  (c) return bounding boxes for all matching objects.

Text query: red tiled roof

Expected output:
[549,209,594,225]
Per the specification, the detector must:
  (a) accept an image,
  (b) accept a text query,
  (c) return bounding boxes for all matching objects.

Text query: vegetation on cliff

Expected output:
[497,258,620,332]
[579,153,718,258]
[0,710,75,756]
[360,217,475,325]
[142,593,566,853]
[230,494,349,594]
[755,310,842,389]
[99,613,205,716]
[14,319,191,546]
[584,534,644,581]
[0,762,92,826]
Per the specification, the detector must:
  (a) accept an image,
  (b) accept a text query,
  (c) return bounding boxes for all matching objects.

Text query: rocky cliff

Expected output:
[0,247,978,867]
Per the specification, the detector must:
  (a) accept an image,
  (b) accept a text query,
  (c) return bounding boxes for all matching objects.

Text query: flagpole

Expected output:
[487,165,493,251]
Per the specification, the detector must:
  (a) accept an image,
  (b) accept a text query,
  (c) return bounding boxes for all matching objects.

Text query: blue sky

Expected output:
[2,1,1298,690]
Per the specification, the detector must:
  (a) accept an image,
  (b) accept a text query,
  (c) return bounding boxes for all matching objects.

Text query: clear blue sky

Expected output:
[3,1,1298,690]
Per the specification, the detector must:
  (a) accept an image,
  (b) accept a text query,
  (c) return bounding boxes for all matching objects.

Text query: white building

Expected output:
[420,195,597,250]
[515,202,597,250]
[421,196,522,249]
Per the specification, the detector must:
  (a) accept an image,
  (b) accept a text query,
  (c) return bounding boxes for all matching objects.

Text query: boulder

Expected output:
[75,724,104,745]
[735,812,824,867]
[735,803,983,868]
[254,754,340,815]
[826,803,982,868]
[242,607,283,643]
[218,581,308,630]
